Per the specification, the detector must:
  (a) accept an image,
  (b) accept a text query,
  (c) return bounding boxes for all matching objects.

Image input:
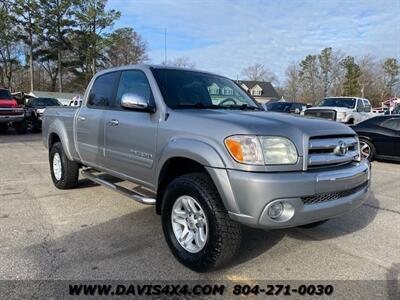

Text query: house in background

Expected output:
[238,80,279,104]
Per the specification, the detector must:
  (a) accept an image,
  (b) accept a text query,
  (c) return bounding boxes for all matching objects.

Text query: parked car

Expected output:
[26,97,62,132]
[42,65,370,271]
[0,88,27,134]
[351,115,400,161]
[265,102,307,114]
[304,97,373,124]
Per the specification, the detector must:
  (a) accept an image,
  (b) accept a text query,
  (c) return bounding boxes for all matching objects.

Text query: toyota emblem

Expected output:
[334,141,348,156]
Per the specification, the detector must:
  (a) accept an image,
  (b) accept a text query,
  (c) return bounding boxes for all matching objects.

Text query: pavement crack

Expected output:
[362,203,400,215]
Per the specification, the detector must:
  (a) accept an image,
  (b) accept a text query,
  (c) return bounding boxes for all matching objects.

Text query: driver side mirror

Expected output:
[121,93,155,112]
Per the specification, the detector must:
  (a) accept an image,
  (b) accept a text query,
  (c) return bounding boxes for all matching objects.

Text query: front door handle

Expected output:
[108,119,119,126]
[77,116,85,121]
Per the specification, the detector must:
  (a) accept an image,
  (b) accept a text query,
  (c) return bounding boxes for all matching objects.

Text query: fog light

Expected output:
[268,202,284,219]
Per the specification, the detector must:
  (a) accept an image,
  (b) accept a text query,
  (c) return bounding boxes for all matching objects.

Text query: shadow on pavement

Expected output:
[289,192,379,241]
[22,191,379,277]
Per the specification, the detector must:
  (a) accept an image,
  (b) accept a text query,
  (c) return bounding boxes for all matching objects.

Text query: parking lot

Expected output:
[0,133,399,285]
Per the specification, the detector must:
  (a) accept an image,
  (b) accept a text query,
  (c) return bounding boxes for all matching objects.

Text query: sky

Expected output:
[107,0,400,83]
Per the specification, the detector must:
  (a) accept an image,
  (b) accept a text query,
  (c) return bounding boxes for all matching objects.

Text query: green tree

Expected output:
[38,0,76,92]
[299,55,320,103]
[74,0,120,76]
[12,0,41,92]
[382,58,399,96]
[318,47,332,97]
[341,56,361,96]
[0,1,21,89]
[105,27,148,67]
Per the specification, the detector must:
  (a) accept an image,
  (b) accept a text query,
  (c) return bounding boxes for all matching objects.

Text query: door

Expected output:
[75,71,119,167]
[376,118,400,157]
[104,70,158,186]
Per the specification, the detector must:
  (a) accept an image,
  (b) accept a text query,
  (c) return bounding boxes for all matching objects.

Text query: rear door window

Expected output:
[363,100,371,112]
[87,72,119,108]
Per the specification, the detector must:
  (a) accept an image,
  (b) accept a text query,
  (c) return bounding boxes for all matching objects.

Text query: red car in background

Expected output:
[0,88,27,134]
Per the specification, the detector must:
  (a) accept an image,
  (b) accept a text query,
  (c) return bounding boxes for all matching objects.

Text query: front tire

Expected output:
[49,142,79,189]
[15,120,27,134]
[0,123,7,134]
[359,139,375,161]
[161,173,242,272]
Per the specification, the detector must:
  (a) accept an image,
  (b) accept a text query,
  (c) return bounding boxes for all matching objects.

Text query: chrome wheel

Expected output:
[53,152,62,180]
[360,141,371,160]
[171,195,208,253]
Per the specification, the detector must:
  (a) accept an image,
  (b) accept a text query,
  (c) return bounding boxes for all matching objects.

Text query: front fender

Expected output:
[156,138,241,214]
[157,138,226,174]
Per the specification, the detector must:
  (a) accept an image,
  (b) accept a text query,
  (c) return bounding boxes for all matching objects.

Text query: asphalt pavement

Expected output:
[0,132,399,297]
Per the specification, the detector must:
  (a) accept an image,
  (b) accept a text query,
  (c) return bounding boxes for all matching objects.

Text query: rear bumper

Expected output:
[0,115,25,123]
[210,159,370,229]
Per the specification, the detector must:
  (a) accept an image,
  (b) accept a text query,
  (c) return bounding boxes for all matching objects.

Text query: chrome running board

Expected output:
[81,169,156,205]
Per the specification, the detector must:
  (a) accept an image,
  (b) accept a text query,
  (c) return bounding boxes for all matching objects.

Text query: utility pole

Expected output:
[164,28,167,65]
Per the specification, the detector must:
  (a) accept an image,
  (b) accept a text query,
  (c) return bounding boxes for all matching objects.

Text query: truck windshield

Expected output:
[319,98,356,108]
[28,98,61,107]
[267,102,292,112]
[0,89,12,99]
[151,68,261,110]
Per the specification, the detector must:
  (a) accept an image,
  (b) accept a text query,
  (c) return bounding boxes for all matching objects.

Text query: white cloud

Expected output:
[108,0,400,82]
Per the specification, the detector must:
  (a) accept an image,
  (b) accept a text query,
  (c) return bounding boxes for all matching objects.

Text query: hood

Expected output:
[307,106,353,112]
[0,98,18,108]
[169,109,355,156]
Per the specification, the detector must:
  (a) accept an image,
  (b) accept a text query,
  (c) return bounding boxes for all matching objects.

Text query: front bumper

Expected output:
[0,115,25,123]
[214,159,370,229]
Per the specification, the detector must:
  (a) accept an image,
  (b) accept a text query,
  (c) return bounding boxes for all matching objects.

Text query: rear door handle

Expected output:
[77,116,85,121]
[108,119,119,126]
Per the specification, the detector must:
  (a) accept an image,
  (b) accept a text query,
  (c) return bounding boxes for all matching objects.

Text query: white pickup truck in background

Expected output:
[304,97,374,124]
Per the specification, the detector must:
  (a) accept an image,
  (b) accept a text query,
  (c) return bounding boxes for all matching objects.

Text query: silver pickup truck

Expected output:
[43,65,370,272]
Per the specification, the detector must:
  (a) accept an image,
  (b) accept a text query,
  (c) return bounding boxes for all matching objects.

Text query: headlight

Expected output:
[225,135,298,165]
[36,108,45,114]
[337,112,347,120]
[224,135,264,165]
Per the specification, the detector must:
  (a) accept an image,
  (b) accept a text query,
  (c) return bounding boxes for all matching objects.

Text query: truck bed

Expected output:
[42,106,80,160]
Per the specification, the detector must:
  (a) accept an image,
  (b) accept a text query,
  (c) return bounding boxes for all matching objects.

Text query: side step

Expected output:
[81,169,156,205]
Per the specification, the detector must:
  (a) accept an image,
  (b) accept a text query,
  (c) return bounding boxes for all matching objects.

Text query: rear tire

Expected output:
[161,173,242,272]
[49,142,79,189]
[359,139,375,161]
[299,220,328,228]
[15,120,27,134]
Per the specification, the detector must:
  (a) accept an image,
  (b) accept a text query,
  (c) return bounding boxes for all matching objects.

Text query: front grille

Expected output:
[304,109,336,121]
[301,181,368,205]
[307,136,359,168]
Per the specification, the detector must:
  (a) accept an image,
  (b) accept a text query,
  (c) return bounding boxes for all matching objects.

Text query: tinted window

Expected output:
[28,98,60,107]
[152,68,259,109]
[266,102,292,112]
[88,72,119,107]
[363,100,371,112]
[356,99,364,111]
[115,70,152,105]
[0,89,12,99]
[319,98,356,108]
[381,118,400,131]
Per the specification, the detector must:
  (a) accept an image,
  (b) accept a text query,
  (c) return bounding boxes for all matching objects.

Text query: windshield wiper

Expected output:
[225,104,263,111]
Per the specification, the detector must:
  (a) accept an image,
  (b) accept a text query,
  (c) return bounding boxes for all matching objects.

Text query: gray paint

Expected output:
[42,64,371,229]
